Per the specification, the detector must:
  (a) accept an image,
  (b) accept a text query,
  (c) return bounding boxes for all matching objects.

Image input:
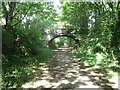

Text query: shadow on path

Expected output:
[21,48,118,90]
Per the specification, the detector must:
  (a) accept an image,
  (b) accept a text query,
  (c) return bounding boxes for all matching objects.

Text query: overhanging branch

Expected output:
[11,3,34,27]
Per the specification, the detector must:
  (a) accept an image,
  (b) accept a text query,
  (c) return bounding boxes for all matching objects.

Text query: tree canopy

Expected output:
[1,1,120,89]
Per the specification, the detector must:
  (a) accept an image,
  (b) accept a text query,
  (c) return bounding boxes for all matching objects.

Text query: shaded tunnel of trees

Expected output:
[1,1,120,89]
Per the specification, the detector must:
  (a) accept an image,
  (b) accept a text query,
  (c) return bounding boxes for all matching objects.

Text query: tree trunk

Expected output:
[2,2,16,30]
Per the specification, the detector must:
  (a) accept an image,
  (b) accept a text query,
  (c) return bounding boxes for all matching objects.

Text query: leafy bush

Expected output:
[16,28,45,56]
[2,30,16,55]
[32,47,53,63]
[2,47,53,88]
[72,43,117,67]
[2,27,53,88]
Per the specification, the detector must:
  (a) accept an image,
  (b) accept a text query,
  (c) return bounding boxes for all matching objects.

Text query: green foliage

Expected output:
[2,2,57,56]
[2,30,15,55]
[3,56,33,87]
[2,2,56,88]
[17,28,44,56]
[62,2,119,68]
[2,1,120,88]
[2,47,52,88]
[33,48,53,63]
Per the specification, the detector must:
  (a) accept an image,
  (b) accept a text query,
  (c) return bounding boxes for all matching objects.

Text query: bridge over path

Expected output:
[45,28,80,48]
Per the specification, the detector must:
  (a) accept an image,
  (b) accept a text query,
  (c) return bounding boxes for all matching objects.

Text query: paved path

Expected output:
[21,48,118,90]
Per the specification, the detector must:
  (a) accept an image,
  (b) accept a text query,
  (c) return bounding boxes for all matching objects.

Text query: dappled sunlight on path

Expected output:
[21,48,118,90]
